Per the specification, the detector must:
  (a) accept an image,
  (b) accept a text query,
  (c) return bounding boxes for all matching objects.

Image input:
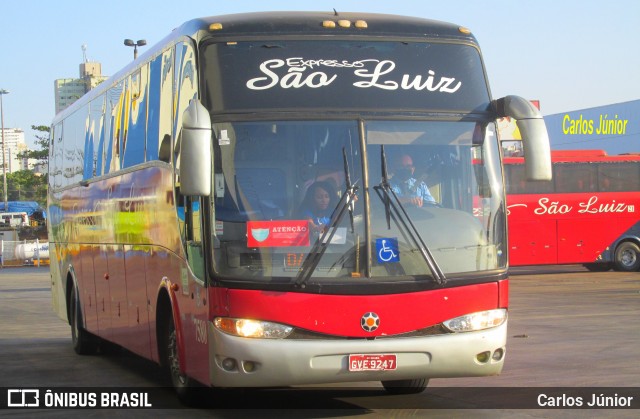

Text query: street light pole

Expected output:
[0,89,8,212]
[124,39,147,60]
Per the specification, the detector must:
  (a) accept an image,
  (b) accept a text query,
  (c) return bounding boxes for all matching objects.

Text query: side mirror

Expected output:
[495,96,552,181]
[180,100,212,196]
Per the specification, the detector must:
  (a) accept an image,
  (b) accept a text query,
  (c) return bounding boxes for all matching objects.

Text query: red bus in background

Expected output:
[505,150,640,271]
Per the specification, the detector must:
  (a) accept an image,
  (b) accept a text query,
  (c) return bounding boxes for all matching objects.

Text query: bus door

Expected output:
[177,196,210,385]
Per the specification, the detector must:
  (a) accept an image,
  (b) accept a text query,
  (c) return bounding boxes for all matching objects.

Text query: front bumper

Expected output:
[208,321,507,387]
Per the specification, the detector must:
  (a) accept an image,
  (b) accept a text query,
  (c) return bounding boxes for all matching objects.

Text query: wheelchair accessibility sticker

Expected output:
[376,238,399,263]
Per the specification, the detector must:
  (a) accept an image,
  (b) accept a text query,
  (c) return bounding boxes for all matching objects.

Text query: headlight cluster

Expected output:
[442,309,507,333]
[214,317,293,339]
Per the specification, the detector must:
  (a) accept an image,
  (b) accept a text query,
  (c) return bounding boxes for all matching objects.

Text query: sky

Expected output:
[1,0,638,148]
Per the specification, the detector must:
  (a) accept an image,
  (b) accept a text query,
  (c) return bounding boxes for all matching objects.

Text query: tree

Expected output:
[6,170,47,207]
[4,125,50,207]
[18,125,49,163]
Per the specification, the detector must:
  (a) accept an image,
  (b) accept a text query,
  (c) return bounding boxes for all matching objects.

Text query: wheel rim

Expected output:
[167,327,187,386]
[621,248,637,267]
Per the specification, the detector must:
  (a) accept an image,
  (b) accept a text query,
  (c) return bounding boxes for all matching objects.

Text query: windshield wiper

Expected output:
[295,148,359,288]
[374,145,447,285]
[343,147,357,234]
[380,144,392,229]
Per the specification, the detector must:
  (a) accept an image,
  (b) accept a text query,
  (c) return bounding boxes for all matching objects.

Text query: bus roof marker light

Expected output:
[355,20,368,29]
[209,23,223,31]
[322,20,336,28]
[458,26,472,35]
[338,19,351,28]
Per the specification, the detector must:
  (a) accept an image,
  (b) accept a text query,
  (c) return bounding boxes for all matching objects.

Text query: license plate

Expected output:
[348,354,397,372]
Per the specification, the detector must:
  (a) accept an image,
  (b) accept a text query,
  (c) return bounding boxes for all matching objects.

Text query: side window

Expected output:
[121,76,131,167]
[52,122,64,190]
[555,163,597,193]
[174,42,197,249]
[599,162,640,192]
[505,164,525,195]
[173,40,198,168]
[62,107,87,186]
[123,65,149,167]
[506,164,554,194]
[147,50,173,162]
[88,95,105,178]
[105,80,125,173]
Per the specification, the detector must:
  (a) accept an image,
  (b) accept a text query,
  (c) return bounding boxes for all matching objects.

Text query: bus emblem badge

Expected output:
[361,312,380,332]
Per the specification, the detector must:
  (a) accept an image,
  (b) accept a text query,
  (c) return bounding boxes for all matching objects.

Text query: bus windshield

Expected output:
[211,120,506,285]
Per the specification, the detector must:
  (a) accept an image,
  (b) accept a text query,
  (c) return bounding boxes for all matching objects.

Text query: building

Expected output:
[500,99,640,156]
[0,128,27,173]
[54,61,108,114]
[544,100,639,155]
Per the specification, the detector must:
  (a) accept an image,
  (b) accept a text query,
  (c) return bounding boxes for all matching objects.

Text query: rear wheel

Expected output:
[69,288,98,355]
[381,378,429,395]
[614,241,640,271]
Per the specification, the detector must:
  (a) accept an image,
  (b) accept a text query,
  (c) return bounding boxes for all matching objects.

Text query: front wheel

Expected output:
[163,314,201,404]
[381,378,429,395]
[614,241,640,271]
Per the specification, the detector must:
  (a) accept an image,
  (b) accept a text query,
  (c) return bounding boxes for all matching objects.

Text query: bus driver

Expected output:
[390,154,436,207]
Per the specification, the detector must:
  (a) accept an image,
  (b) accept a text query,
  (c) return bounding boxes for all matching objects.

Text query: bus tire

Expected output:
[583,263,612,272]
[381,378,429,395]
[163,313,201,404]
[69,287,98,355]
[614,241,640,272]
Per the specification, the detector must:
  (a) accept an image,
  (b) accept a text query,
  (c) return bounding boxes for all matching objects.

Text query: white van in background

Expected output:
[0,212,29,227]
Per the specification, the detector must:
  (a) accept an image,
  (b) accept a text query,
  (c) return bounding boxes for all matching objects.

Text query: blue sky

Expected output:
[1,0,638,147]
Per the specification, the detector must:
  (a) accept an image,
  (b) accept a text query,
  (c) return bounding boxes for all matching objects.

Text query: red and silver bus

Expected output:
[48,12,551,401]
[505,149,640,271]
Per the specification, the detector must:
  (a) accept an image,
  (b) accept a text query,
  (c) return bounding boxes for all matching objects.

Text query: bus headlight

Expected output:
[442,309,507,333]
[214,317,293,339]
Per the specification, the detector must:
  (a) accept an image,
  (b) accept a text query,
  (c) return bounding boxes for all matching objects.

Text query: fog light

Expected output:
[222,357,237,371]
[243,361,256,372]
[492,348,505,361]
[476,351,491,364]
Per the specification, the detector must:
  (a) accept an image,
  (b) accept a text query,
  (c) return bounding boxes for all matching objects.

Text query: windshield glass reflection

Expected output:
[211,120,506,285]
